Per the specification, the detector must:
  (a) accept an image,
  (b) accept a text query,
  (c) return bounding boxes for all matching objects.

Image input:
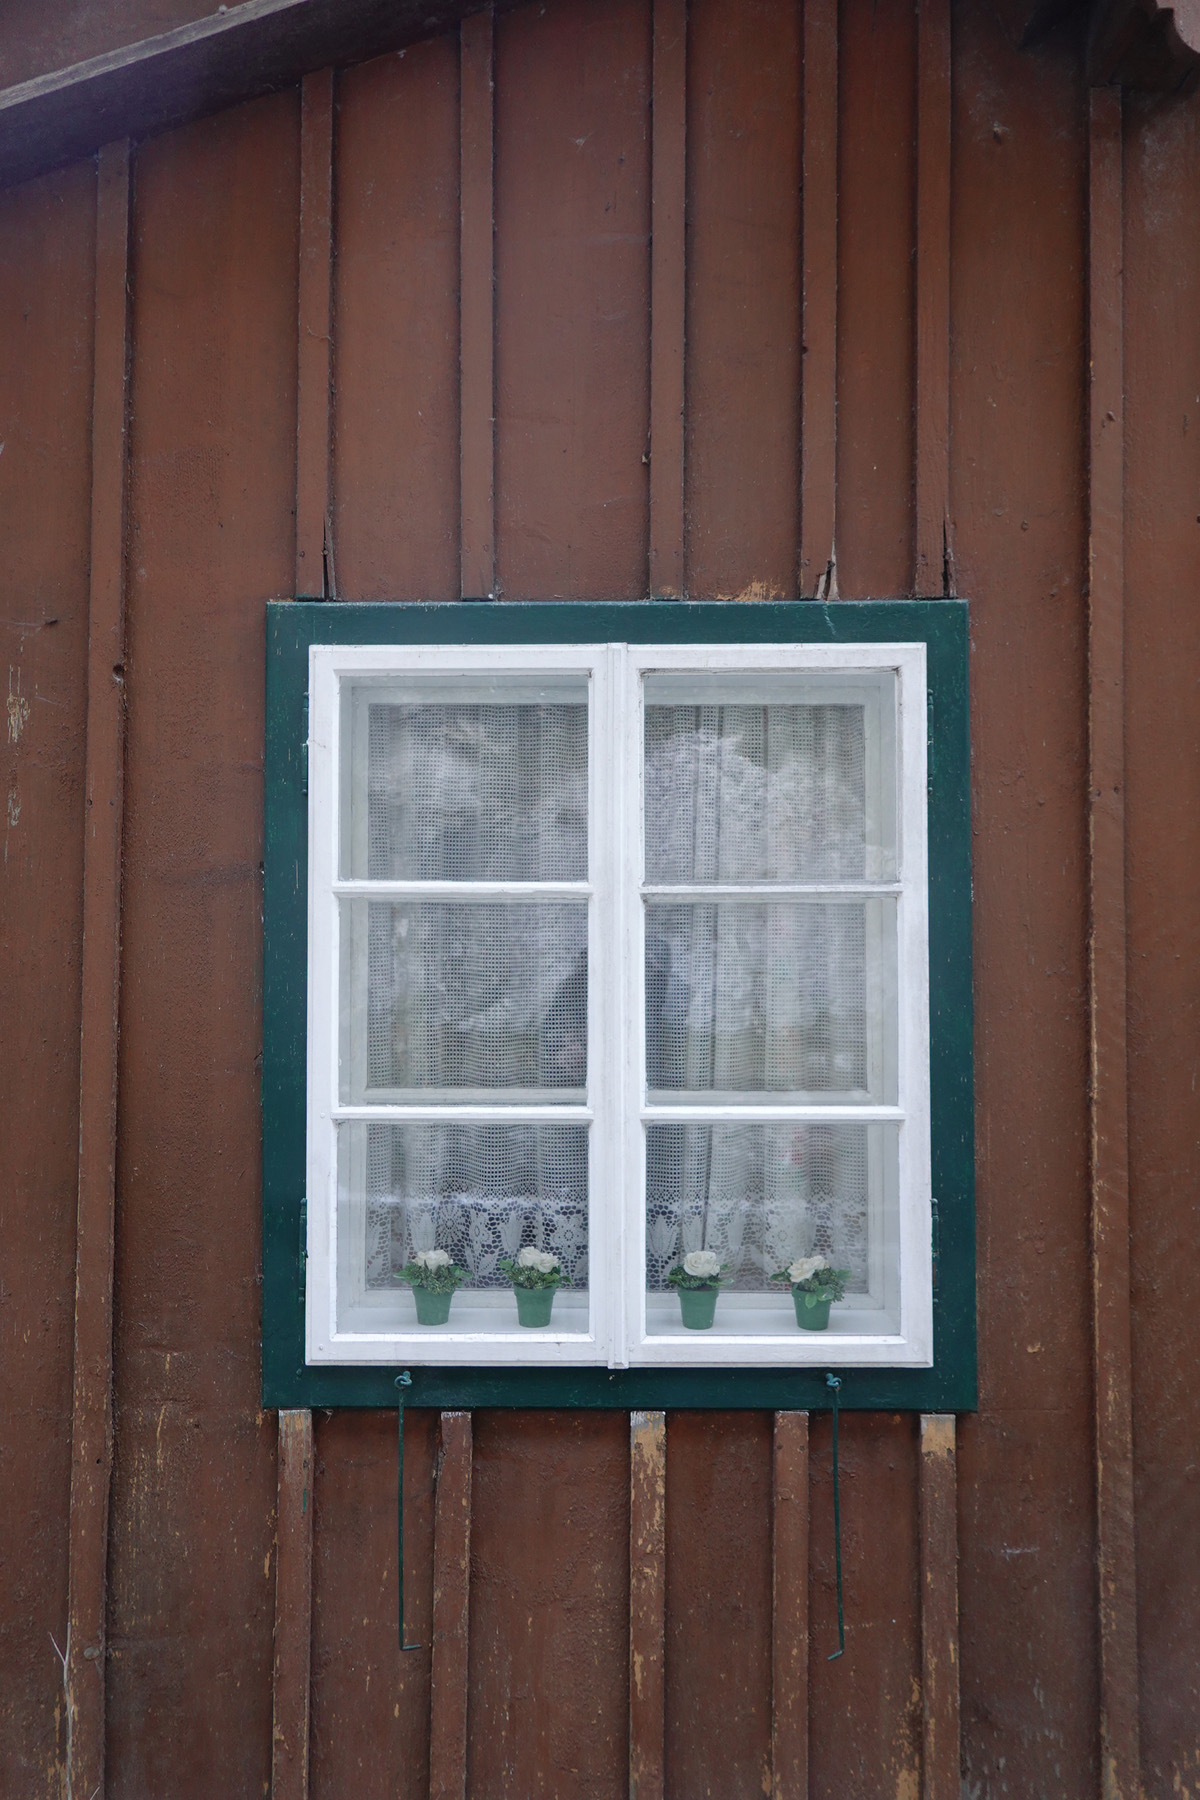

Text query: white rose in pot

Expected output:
[415,1247,452,1270]
[787,1255,825,1285]
[683,1249,722,1280]
[517,1246,560,1274]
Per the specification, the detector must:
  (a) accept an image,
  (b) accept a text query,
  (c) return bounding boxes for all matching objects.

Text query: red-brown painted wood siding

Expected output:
[0,0,1194,1794]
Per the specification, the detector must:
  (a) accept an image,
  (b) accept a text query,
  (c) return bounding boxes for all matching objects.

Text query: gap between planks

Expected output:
[65,134,132,1800]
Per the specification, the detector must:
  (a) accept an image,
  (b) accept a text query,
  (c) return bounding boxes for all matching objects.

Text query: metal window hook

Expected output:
[825,1372,845,1661]
[396,1373,423,1652]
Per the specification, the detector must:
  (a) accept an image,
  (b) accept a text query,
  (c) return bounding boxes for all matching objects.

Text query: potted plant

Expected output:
[500,1246,564,1327]
[395,1247,468,1325]
[666,1250,728,1330]
[771,1256,849,1331]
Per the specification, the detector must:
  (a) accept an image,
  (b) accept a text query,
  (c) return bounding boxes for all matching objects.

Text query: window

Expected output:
[264,602,974,1410]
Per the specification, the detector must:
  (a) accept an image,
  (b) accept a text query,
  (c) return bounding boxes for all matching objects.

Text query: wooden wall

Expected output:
[0,0,1195,1794]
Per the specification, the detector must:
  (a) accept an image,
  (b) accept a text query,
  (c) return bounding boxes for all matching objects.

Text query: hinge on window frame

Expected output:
[301,691,309,797]
[926,692,936,797]
[931,1195,941,1294]
[299,1197,308,1303]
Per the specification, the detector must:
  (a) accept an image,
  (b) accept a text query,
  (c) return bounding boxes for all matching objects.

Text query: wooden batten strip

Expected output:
[914,0,952,596]
[771,1412,809,1799]
[629,1410,667,1800]
[918,1415,960,1800]
[1086,85,1140,1800]
[799,0,838,599]
[64,136,132,1800]
[429,1412,474,1800]
[272,1410,315,1800]
[648,0,687,598]
[460,7,495,600]
[295,68,335,599]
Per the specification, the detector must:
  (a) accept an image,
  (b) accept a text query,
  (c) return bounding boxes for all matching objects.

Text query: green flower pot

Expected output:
[514,1285,556,1328]
[678,1286,719,1330]
[793,1290,832,1331]
[413,1287,453,1326]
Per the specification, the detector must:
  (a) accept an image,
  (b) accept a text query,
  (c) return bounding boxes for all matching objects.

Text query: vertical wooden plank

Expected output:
[914,0,952,596]
[649,0,685,597]
[493,0,650,602]
[686,0,801,602]
[429,1412,473,1800]
[630,1410,666,1800]
[272,1410,314,1800]
[333,38,460,601]
[65,135,131,1800]
[799,0,838,598]
[771,1413,809,1800]
[1087,82,1139,1800]
[460,8,495,600]
[295,70,334,599]
[919,1415,960,1800]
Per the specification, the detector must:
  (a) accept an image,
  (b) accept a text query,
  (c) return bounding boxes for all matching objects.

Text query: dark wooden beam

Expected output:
[65,136,132,1800]
[0,0,504,192]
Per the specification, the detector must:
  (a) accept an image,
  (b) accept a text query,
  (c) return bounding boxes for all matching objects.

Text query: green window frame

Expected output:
[263,599,975,1412]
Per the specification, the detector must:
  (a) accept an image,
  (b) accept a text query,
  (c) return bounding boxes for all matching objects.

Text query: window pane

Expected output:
[644,1121,899,1336]
[346,694,588,880]
[336,1120,589,1331]
[340,901,588,1102]
[645,899,896,1104]
[644,677,896,882]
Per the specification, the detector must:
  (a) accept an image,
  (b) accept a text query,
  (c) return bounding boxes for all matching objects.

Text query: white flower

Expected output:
[683,1250,721,1279]
[788,1256,826,1284]
[517,1247,559,1274]
[414,1248,451,1270]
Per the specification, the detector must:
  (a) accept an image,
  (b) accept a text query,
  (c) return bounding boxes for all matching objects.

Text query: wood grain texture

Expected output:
[64,137,131,1800]
[106,93,299,1797]
[310,1410,437,1800]
[808,1412,921,1799]
[295,70,333,598]
[460,8,496,601]
[629,1410,666,1800]
[467,1412,628,1798]
[1086,83,1139,1800]
[333,36,460,600]
[685,0,801,602]
[836,0,916,599]
[799,0,837,598]
[919,1415,960,1800]
[950,6,1097,1791]
[493,0,650,600]
[0,157,96,1800]
[914,0,951,595]
[648,0,685,597]
[272,1409,314,1800]
[429,1412,473,1800]
[771,1413,808,1800]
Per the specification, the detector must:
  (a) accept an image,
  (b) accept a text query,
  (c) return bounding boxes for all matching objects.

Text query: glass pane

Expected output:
[346,691,588,880]
[340,901,588,1102]
[644,1121,899,1336]
[645,900,896,1104]
[337,1121,589,1331]
[644,675,896,882]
